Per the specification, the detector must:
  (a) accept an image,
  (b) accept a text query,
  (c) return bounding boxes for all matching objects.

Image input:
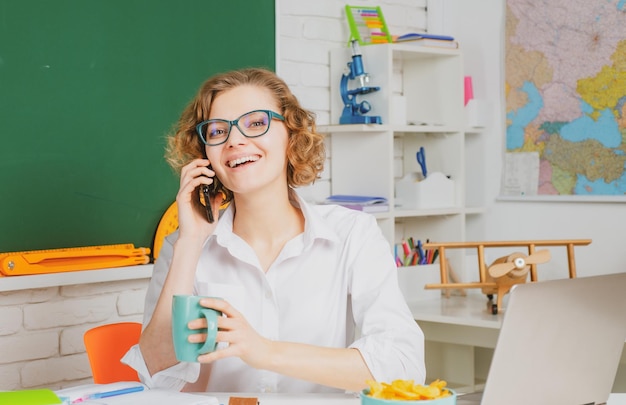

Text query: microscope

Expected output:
[339,40,382,124]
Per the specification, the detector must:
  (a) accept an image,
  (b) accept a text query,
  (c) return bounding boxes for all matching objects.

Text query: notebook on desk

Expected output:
[457,272,626,405]
[55,382,218,405]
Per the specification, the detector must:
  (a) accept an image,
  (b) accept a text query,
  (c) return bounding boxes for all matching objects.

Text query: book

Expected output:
[399,38,459,49]
[323,195,389,213]
[395,33,454,42]
[324,195,388,205]
[335,203,390,213]
[394,33,459,49]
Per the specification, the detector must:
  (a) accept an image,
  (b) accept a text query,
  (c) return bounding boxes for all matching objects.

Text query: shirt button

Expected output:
[265,290,272,300]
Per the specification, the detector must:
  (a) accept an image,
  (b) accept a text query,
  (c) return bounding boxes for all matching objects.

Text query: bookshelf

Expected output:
[319,43,485,279]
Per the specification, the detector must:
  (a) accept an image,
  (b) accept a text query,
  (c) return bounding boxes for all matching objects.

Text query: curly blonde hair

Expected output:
[165,67,326,204]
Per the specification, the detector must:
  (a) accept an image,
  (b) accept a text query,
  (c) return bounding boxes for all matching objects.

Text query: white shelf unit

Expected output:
[320,44,484,275]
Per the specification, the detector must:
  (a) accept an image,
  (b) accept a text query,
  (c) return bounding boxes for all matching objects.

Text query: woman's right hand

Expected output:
[139,158,222,376]
[176,158,223,241]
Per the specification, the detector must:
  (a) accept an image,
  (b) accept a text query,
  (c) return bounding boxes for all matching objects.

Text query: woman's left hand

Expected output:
[190,297,272,369]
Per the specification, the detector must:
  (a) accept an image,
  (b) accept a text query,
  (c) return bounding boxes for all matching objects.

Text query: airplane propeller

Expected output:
[488,249,551,279]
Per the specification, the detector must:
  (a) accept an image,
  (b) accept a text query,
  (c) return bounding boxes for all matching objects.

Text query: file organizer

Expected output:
[395,172,455,209]
[0,244,151,276]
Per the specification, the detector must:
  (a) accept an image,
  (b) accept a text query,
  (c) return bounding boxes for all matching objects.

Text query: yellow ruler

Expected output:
[0,243,151,276]
[152,198,230,260]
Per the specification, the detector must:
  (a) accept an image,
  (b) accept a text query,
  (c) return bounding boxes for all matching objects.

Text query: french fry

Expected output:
[365,379,452,401]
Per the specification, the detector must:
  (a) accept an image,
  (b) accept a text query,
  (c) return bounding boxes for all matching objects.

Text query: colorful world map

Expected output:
[505,0,626,196]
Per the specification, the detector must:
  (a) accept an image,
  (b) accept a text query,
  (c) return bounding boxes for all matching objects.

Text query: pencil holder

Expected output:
[397,264,441,302]
[395,172,455,209]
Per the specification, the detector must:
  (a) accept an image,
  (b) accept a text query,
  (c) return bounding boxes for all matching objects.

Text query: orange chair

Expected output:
[84,322,142,383]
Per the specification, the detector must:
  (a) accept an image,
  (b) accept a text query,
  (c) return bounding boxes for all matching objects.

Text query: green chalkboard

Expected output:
[0,0,275,253]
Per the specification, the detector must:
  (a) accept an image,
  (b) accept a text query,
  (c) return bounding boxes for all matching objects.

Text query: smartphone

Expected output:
[201,165,220,223]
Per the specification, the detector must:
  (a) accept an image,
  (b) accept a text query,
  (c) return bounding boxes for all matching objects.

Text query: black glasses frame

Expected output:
[196,109,285,146]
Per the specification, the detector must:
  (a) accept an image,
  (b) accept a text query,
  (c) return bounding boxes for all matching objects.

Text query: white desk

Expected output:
[207,393,626,404]
[405,294,501,390]
[211,392,359,404]
[406,293,626,391]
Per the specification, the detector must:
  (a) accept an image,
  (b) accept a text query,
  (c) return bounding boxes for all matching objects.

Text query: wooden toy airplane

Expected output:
[421,239,591,314]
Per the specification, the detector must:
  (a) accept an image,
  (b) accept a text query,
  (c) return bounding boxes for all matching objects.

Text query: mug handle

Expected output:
[198,308,220,354]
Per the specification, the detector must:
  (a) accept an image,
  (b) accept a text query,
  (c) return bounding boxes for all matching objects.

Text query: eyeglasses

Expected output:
[196,109,285,146]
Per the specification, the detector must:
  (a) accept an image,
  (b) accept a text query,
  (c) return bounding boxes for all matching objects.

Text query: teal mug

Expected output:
[172,295,221,362]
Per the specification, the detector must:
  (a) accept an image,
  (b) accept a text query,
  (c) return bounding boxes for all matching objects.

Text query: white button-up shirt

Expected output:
[123,196,425,393]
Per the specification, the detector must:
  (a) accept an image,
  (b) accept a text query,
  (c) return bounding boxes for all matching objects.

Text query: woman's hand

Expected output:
[187,299,372,391]
[190,298,273,370]
[176,159,223,241]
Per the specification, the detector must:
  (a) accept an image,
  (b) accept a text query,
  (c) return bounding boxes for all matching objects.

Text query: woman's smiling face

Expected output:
[204,84,289,196]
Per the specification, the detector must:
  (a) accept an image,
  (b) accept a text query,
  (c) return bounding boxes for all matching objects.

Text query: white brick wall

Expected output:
[0,281,147,390]
[278,0,427,124]
[0,0,427,391]
[281,0,428,203]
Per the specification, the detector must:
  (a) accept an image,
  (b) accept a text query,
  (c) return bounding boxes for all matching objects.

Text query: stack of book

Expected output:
[323,195,389,213]
[393,33,458,49]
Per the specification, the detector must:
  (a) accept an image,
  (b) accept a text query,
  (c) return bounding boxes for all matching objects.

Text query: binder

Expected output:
[0,243,151,276]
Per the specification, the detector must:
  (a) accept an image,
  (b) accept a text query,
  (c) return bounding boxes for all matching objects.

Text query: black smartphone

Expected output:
[201,165,219,223]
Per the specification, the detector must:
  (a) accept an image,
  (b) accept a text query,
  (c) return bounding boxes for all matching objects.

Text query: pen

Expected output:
[416,240,425,264]
[432,249,439,263]
[73,385,145,402]
[407,237,415,251]
[403,252,411,267]
[416,146,427,178]
[402,239,411,257]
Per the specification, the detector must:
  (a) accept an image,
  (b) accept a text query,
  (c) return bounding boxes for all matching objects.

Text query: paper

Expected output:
[501,152,539,196]
[55,382,146,403]
[77,390,218,405]
[55,382,217,405]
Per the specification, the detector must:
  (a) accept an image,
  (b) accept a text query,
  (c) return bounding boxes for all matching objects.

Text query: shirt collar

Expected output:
[212,191,340,249]
[295,192,340,247]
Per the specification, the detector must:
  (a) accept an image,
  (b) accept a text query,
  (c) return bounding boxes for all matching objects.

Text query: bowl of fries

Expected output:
[361,379,456,404]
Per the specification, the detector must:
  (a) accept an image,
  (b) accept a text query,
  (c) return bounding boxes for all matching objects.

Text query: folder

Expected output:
[0,389,62,404]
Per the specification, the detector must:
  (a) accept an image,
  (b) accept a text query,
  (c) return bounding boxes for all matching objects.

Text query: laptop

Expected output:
[457,272,626,405]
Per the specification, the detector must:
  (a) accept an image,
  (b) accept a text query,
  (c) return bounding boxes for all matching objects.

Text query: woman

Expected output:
[123,67,425,393]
